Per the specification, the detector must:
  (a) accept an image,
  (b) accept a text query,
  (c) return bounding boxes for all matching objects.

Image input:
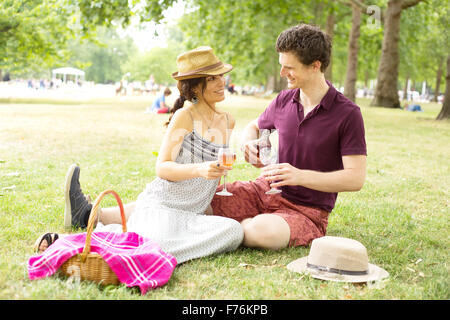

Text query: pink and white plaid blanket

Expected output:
[28,231,177,294]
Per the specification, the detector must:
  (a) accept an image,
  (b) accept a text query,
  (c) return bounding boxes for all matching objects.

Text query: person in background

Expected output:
[404,103,423,112]
[145,87,172,114]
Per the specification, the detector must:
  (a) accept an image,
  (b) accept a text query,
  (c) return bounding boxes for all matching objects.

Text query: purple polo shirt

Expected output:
[258,82,366,213]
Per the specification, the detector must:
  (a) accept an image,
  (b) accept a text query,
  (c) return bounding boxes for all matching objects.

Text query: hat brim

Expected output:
[286,257,389,283]
[172,63,233,80]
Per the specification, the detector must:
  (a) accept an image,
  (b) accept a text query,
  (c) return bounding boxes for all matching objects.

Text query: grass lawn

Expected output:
[0,93,448,300]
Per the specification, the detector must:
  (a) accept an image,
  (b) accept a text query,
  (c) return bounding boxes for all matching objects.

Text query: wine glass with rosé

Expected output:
[216,147,236,196]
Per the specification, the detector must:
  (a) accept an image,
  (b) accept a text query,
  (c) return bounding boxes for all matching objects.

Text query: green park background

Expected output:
[0,0,449,300]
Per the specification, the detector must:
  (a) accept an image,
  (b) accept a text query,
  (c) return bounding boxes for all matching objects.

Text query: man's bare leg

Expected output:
[240,214,290,250]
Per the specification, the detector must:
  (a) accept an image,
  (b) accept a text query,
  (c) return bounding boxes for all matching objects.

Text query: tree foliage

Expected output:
[178,0,317,88]
[122,44,183,85]
[1,0,448,113]
[0,0,178,75]
[66,28,136,83]
[0,0,77,74]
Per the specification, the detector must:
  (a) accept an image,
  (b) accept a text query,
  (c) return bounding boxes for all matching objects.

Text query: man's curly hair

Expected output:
[276,24,332,73]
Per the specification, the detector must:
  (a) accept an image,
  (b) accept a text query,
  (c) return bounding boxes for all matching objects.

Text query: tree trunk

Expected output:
[364,70,369,93]
[266,57,278,92]
[436,55,450,120]
[313,1,325,25]
[267,56,287,92]
[279,76,287,91]
[370,0,403,108]
[275,67,281,92]
[403,75,409,102]
[433,57,444,102]
[266,76,275,93]
[343,2,362,102]
[0,69,2,82]
[274,69,287,92]
[325,11,335,82]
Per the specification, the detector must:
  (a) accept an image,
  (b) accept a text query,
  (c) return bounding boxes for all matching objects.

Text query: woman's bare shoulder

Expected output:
[168,107,194,132]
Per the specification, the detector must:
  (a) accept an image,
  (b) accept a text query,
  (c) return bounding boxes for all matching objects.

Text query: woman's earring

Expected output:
[191,96,199,104]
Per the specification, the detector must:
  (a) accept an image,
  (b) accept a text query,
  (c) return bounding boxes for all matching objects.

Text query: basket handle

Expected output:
[80,189,127,262]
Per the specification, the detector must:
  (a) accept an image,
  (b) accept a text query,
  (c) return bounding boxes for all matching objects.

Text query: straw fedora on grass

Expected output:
[172,46,233,80]
[287,236,389,283]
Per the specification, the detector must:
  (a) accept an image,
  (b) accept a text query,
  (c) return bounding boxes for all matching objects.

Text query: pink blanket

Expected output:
[28,232,177,294]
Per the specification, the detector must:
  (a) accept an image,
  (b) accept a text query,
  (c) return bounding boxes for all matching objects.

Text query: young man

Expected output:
[210,24,367,250]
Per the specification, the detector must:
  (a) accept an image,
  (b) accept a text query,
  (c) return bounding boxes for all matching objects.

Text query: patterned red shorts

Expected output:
[211,176,330,247]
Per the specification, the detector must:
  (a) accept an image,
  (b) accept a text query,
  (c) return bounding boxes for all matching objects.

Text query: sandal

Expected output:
[34,232,59,253]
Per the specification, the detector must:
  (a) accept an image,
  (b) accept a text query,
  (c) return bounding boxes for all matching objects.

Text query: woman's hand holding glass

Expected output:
[216,147,236,196]
[198,160,230,180]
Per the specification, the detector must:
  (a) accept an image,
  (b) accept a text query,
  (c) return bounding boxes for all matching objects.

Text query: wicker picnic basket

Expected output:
[59,189,127,285]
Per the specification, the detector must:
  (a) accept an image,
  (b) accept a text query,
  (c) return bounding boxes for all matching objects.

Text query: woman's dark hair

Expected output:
[275,23,332,72]
[165,77,206,127]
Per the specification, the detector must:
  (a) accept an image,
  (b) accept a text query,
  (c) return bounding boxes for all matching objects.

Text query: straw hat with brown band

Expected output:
[172,46,233,81]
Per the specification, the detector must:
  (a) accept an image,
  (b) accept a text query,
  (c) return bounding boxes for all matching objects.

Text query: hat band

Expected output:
[307,263,368,276]
[177,62,224,77]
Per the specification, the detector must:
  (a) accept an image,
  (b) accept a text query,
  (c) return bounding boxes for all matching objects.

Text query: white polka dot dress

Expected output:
[95,129,244,264]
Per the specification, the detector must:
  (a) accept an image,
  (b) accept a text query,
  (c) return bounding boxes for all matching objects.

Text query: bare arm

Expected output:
[240,118,260,145]
[262,155,367,192]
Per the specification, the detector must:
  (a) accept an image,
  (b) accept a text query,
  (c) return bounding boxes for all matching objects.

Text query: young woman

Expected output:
[35,46,244,264]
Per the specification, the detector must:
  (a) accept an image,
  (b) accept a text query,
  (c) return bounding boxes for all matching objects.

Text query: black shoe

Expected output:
[64,164,92,229]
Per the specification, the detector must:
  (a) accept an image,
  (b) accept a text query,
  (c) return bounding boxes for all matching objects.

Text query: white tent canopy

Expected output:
[52,67,85,83]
